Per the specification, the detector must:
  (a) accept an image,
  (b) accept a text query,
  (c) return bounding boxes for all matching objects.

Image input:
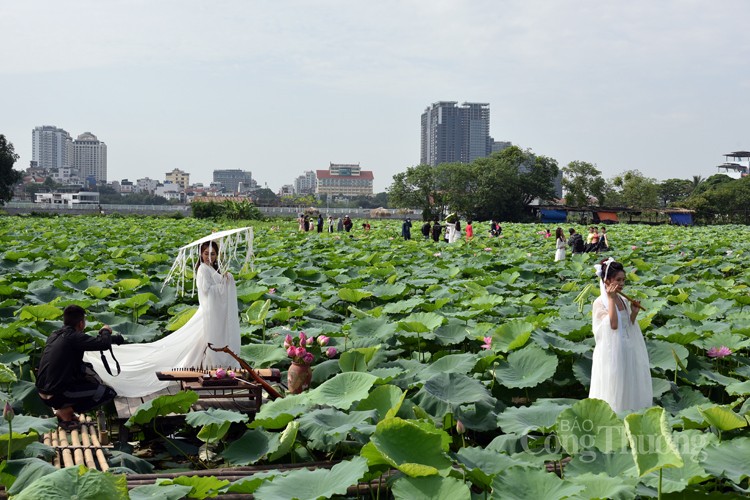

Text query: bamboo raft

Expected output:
[41,414,113,471]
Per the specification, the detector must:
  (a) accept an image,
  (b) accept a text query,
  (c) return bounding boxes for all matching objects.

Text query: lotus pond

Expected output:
[0,216,749,499]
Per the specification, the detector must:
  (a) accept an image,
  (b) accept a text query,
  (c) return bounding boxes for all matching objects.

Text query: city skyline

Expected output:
[3,2,750,193]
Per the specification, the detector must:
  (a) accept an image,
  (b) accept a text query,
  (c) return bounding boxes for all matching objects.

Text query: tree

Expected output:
[658,178,693,206]
[387,164,447,220]
[562,161,605,206]
[609,170,659,208]
[0,135,22,205]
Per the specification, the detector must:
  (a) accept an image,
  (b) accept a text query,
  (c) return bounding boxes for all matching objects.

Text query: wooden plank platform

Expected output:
[42,415,113,471]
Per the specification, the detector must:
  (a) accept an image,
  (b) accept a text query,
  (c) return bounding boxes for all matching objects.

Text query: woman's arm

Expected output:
[628,298,640,324]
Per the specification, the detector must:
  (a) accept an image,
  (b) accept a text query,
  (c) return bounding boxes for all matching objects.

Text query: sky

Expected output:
[2,0,749,193]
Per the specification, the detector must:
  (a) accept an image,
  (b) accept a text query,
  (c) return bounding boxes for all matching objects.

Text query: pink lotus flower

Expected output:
[326,347,338,358]
[283,333,294,349]
[707,346,732,358]
[481,336,492,350]
[303,352,314,364]
[305,336,314,347]
[631,246,637,250]
[268,288,276,294]
[433,252,441,257]
[456,420,465,435]
[317,335,330,346]
[215,368,226,379]
[287,346,296,358]
[299,332,307,344]
[227,370,236,379]
[484,247,492,251]
[296,346,307,358]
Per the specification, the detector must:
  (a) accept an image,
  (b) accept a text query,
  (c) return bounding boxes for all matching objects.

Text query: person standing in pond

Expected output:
[465,220,474,240]
[327,216,334,233]
[431,219,442,242]
[317,214,323,233]
[343,215,353,232]
[421,220,431,239]
[337,217,344,232]
[554,227,566,261]
[589,258,652,413]
[402,218,412,240]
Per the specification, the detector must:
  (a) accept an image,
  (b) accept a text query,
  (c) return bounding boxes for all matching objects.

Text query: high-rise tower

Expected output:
[32,125,73,170]
[73,132,108,184]
[420,102,492,166]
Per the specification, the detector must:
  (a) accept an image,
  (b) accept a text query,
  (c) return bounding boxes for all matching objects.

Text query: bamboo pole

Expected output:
[79,422,98,469]
[58,429,75,468]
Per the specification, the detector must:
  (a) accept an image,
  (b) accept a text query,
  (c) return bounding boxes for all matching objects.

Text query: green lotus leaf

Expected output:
[164,305,197,332]
[700,436,750,484]
[339,347,379,372]
[413,372,494,417]
[185,407,248,427]
[249,393,311,429]
[382,296,424,314]
[695,331,750,352]
[469,294,505,311]
[298,407,375,450]
[226,471,279,494]
[646,339,689,371]
[456,446,533,488]
[114,278,142,291]
[491,320,533,353]
[349,317,397,340]
[556,399,627,454]
[85,286,115,299]
[567,472,638,500]
[126,391,198,427]
[432,323,471,345]
[698,405,749,431]
[338,288,373,303]
[640,429,712,493]
[157,475,230,499]
[107,450,155,474]
[398,312,445,333]
[17,304,63,321]
[370,283,407,299]
[498,400,571,435]
[115,322,163,343]
[222,428,281,465]
[623,407,683,476]
[0,415,57,435]
[236,283,272,303]
[12,465,128,500]
[0,432,41,459]
[681,302,719,321]
[392,475,471,500]
[417,353,477,382]
[367,417,452,477]
[726,380,750,396]
[307,372,379,409]
[129,484,194,500]
[0,363,17,383]
[494,344,558,389]
[268,420,299,462]
[254,457,368,500]
[245,299,271,324]
[355,384,404,421]
[240,344,287,368]
[4,458,58,496]
[491,465,585,500]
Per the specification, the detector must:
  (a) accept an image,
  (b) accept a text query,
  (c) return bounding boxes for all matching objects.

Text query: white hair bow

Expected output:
[594,257,615,279]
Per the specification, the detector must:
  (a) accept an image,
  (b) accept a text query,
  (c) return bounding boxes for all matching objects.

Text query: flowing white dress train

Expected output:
[589,296,653,413]
[84,263,241,397]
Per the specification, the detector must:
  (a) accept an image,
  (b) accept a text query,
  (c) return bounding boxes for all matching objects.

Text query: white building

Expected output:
[35,191,100,205]
[119,179,134,194]
[294,170,317,194]
[32,125,73,170]
[155,181,182,201]
[51,166,81,185]
[73,132,108,184]
[136,177,159,194]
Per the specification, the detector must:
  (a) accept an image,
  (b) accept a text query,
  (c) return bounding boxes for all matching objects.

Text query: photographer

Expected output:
[36,305,124,430]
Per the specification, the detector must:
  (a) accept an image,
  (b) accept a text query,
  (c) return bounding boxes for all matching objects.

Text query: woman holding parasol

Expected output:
[84,228,252,397]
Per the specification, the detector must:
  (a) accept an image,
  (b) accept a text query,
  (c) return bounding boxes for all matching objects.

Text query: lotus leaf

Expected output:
[157,476,230,499]
[491,465,585,500]
[226,470,279,494]
[367,417,452,477]
[298,407,375,450]
[249,393,311,430]
[0,363,17,383]
[567,472,638,500]
[267,421,299,462]
[126,391,198,427]
[355,384,404,421]
[12,465,128,500]
[392,475,471,500]
[223,429,281,465]
[700,436,750,484]
[17,304,62,322]
[338,288,373,303]
[398,312,445,333]
[413,372,494,417]
[490,320,533,353]
[623,407,683,476]
[698,405,749,431]
[129,483,194,500]
[307,372,378,409]
[3,458,58,496]
[646,340,689,371]
[254,457,368,500]
[498,400,571,436]
[240,344,287,368]
[494,344,559,389]
[0,415,57,435]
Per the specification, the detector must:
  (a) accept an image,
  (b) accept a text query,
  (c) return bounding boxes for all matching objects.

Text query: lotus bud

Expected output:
[296,346,307,358]
[303,352,314,365]
[227,370,236,379]
[215,368,226,379]
[3,401,13,423]
[299,332,307,344]
[287,346,296,358]
[317,335,329,346]
[326,347,338,358]
[284,333,293,347]
[305,336,314,347]
[456,420,465,435]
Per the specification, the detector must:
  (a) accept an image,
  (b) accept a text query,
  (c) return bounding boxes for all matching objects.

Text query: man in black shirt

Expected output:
[36,305,123,429]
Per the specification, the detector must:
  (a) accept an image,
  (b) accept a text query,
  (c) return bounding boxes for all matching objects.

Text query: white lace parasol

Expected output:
[163,227,254,295]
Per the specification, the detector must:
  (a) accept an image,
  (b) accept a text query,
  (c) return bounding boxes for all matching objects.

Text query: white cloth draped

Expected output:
[589,295,653,413]
[84,263,241,397]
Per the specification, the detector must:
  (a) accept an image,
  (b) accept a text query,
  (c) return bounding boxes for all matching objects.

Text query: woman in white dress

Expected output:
[554,227,566,262]
[589,258,652,413]
[84,240,241,397]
